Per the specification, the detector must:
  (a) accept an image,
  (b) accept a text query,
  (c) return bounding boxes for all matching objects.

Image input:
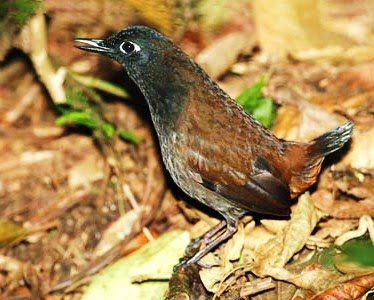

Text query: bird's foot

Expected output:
[184,237,203,257]
[196,260,219,268]
[173,254,219,272]
[173,256,192,272]
[185,220,227,257]
[173,220,234,272]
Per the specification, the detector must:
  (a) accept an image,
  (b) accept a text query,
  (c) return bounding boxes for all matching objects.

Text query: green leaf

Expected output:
[235,75,277,128]
[252,97,277,128]
[69,72,129,99]
[118,130,140,144]
[100,123,116,138]
[339,237,374,267]
[0,219,27,246]
[65,89,91,109]
[13,0,40,25]
[318,246,338,271]
[0,0,40,27]
[54,103,74,114]
[55,88,139,143]
[236,76,266,107]
[55,111,99,129]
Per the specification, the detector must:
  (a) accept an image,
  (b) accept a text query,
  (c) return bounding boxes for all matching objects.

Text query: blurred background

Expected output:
[0,1,373,299]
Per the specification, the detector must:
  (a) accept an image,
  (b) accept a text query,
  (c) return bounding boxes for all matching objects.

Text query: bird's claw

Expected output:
[184,237,203,256]
[173,256,191,272]
[197,260,219,268]
[173,253,220,271]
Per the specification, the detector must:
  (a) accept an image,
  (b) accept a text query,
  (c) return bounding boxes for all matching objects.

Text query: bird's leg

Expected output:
[185,220,227,256]
[175,221,238,270]
[187,223,237,265]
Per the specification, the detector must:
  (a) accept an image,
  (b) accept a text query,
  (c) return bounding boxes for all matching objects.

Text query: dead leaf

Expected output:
[311,219,358,241]
[272,101,344,142]
[333,253,374,275]
[340,127,374,170]
[335,215,374,246]
[93,208,144,257]
[243,222,274,263]
[260,219,288,235]
[253,0,374,63]
[324,62,374,94]
[289,268,353,294]
[122,0,174,36]
[311,273,374,300]
[312,190,374,219]
[0,255,25,288]
[0,219,27,246]
[244,194,358,292]
[196,32,256,79]
[252,193,322,277]
[68,155,104,189]
[223,222,245,261]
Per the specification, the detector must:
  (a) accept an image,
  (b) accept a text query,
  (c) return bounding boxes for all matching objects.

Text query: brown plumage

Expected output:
[75,26,353,266]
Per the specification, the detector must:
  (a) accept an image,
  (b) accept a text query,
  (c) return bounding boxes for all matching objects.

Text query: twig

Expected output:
[5,84,39,124]
[123,183,154,242]
[240,277,276,297]
[22,13,66,103]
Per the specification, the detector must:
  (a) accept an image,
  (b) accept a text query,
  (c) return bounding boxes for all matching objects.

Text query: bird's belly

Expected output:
[159,132,244,216]
[159,133,203,197]
[159,133,194,194]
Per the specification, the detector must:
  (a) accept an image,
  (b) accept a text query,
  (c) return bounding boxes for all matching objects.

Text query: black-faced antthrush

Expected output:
[75,26,353,266]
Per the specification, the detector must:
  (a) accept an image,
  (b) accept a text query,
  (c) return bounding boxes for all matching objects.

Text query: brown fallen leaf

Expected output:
[311,273,374,300]
[196,31,256,80]
[324,62,374,94]
[333,174,374,200]
[241,193,360,293]
[334,215,374,246]
[310,219,358,243]
[272,100,344,142]
[253,0,374,63]
[93,208,145,257]
[243,222,274,262]
[251,193,322,277]
[312,189,374,219]
[68,155,104,189]
[340,127,374,171]
[333,253,374,276]
[0,255,25,288]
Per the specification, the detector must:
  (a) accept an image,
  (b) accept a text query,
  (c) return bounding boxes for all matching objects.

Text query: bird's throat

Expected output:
[130,64,192,134]
[144,83,189,133]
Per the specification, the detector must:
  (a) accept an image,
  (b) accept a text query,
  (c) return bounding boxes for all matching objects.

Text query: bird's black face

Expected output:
[75,26,175,80]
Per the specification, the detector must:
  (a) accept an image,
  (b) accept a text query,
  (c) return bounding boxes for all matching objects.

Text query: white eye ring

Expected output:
[119,41,141,55]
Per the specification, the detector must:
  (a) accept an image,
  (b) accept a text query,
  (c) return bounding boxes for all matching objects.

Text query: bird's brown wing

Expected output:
[181,88,292,216]
[196,156,291,216]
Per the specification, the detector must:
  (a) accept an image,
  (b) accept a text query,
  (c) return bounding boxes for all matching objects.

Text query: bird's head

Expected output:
[75,26,195,91]
[76,26,168,67]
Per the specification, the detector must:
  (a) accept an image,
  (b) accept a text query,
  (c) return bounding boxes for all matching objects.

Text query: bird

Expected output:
[75,26,353,266]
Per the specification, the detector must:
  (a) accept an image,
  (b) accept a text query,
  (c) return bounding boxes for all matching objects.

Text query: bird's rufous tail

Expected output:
[287,121,353,197]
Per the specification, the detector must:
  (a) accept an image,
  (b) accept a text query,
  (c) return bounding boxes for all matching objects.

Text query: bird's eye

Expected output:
[119,41,141,55]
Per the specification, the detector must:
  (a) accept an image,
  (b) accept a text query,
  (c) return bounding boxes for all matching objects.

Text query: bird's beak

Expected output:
[74,38,113,55]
